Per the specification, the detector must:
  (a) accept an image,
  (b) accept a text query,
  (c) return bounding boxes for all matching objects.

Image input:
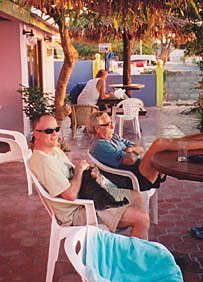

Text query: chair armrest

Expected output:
[88,151,140,191]
[73,199,98,226]
[0,129,29,150]
[85,104,99,110]
[116,100,124,108]
[41,196,98,227]
[29,169,98,226]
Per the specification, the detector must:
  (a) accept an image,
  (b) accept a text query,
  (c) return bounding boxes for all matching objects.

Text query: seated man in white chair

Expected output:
[86,111,203,191]
[29,113,149,239]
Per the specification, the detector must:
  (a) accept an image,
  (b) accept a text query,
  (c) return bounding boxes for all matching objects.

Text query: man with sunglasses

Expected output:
[87,111,203,191]
[30,113,150,239]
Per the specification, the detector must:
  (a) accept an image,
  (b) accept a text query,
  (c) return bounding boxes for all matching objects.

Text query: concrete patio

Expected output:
[0,103,203,281]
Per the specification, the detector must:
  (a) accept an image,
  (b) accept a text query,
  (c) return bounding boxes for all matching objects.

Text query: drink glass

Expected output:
[177,141,187,162]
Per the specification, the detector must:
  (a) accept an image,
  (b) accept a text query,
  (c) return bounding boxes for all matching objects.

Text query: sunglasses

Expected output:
[98,122,113,127]
[36,127,60,134]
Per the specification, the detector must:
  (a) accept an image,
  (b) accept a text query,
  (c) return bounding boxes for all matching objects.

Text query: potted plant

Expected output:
[18,85,71,151]
[18,85,55,121]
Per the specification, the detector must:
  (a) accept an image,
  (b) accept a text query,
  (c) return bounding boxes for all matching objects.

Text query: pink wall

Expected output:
[0,21,23,132]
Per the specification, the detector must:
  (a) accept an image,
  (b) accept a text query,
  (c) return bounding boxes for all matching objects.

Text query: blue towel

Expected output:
[84,228,183,282]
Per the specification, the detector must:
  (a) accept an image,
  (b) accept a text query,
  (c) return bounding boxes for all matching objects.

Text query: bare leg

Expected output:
[181,132,203,141]
[139,137,203,183]
[118,191,150,240]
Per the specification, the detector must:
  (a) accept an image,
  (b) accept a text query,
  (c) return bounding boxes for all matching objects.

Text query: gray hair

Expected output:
[86,111,109,134]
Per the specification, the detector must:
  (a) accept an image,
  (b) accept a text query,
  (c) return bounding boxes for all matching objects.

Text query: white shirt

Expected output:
[77,78,100,105]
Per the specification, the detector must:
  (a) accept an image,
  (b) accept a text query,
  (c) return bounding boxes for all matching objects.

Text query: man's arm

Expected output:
[181,132,203,141]
[61,160,89,201]
[125,144,144,155]
[121,144,144,166]
[122,150,138,165]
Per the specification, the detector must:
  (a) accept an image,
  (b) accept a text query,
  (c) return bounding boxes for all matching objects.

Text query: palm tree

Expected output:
[18,0,200,119]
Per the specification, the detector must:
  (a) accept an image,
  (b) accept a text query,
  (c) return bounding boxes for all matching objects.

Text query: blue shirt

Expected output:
[90,134,133,168]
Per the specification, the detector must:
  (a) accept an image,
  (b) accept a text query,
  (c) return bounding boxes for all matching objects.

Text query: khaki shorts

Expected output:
[72,188,131,233]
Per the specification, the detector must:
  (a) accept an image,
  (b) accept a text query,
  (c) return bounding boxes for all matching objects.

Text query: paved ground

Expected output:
[0,104,202,282]
[165,62,200,72]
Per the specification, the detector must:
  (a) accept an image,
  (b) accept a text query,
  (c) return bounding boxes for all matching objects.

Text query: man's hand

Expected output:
[74,160,89,176]
[90,167,102,185]
[61,160,89,201]
[122,144,144,166]
[132,144,144,155]
[124,144,144,155]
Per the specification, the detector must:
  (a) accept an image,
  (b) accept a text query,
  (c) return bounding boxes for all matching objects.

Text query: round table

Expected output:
[108,84,145,97]
[108,83,145,90]
[97,98,124,115]
[151,149,203,182]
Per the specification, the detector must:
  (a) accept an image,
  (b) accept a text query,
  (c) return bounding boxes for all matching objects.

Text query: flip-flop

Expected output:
[190,226,203,240]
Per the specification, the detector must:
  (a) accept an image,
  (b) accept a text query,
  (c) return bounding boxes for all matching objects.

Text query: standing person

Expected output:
[77,69,115,109]
[86,111,203,191]
[29,113,150,239]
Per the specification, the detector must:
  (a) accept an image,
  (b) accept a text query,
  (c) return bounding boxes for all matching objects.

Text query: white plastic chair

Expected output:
[64,226,88,282]
[64,225,183,282]
[0,129,33,196]
[88,151,158,224]
[112,98,144,139]
[25,151,98,282]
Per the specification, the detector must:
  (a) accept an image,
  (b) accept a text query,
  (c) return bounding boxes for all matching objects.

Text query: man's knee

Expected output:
[151,138,166,149]
[135,209,150,229]
[128,206,150,229]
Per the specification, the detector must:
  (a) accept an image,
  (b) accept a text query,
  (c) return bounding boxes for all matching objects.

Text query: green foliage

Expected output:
[72,43,99,60]
[18,85,55,120]
[132,41,156,55]
[72,40,156,61]
[64,95,71,104]
[183,24,203,59]
[196,105,203,131]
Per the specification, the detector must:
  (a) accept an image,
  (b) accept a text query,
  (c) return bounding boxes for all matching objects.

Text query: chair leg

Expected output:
[132,119,137,137]
[142,192,150,213]
[112,107,116,125]
[151,190,158,224]
[119,118,124,138]
[135,116,141,139]
[72,125,77,139]
[46,222,62,282]
[24,163,33,196]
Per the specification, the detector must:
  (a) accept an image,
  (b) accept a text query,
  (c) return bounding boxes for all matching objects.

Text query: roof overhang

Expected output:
[0,0,59,35]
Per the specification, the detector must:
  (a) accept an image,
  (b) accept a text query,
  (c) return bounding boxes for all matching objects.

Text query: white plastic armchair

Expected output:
[25,151,97,282]
[88,151,158,224]
[64,225,183,282]
[0,129,33,195]
[112,98,144,139]
[64,226,88,282]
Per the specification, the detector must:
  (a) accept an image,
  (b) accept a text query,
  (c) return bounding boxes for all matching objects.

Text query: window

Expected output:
[27,39,43,89]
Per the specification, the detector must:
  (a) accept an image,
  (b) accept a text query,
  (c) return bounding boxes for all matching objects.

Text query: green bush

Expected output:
[18,85,55,121]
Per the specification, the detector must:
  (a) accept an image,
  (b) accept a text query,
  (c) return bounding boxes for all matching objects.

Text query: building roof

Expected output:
[0,0,58,35]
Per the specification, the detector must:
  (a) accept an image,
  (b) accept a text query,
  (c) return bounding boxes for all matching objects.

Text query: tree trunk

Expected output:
[122,30,132,96]
[55,24,78,122]
[159,42,172,66]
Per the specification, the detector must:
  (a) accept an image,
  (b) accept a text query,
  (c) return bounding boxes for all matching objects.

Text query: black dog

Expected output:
[78,168,129,210]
